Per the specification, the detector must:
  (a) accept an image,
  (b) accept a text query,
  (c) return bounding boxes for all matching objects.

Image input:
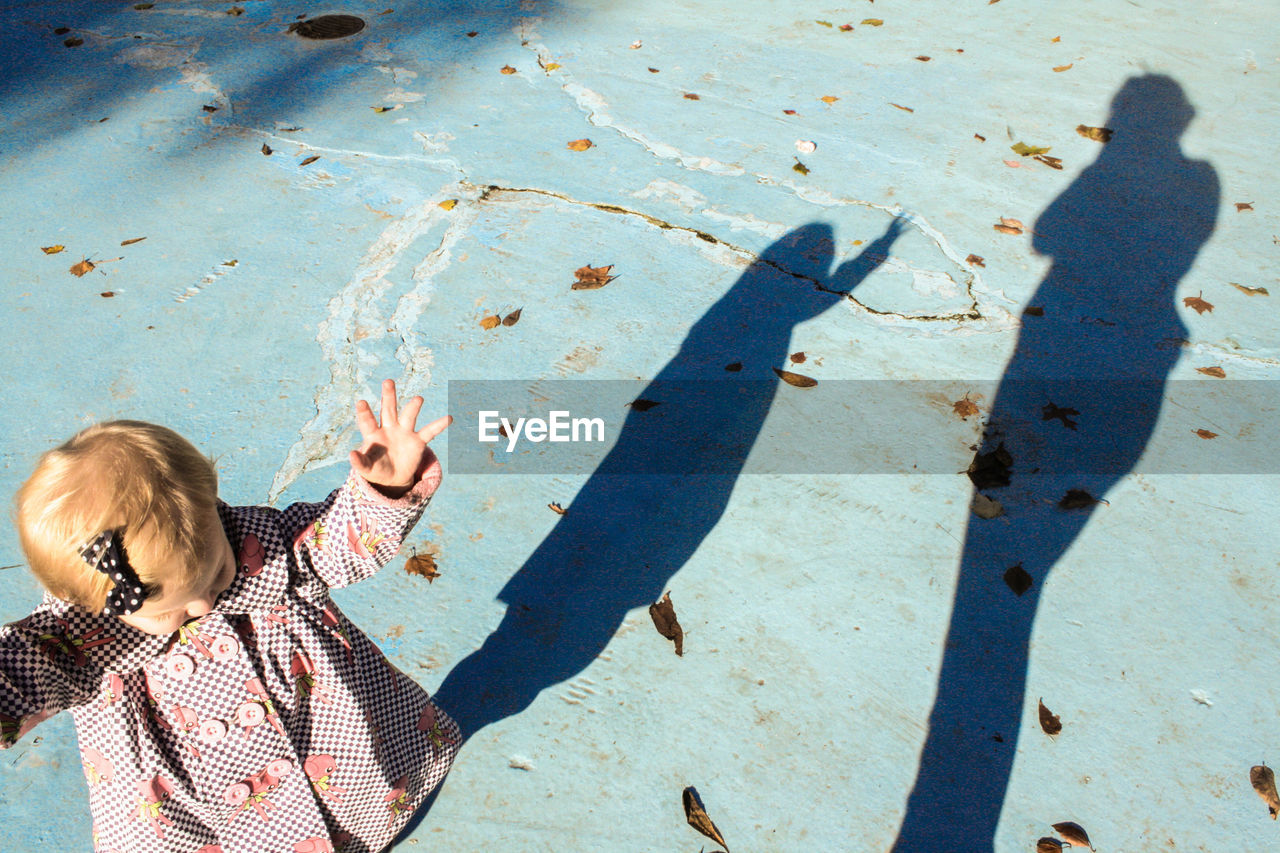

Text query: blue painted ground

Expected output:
[1,1,1277,850]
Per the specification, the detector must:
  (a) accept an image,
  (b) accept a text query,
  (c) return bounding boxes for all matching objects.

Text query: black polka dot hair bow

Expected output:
[79,530,148,616]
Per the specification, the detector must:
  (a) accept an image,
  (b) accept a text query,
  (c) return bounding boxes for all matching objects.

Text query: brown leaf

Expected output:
[261,142,273,155]
[1183,292,1214,314]
[64,36,84,47]
[1251,765,1280,819]
[682,787,728,850]
[1042,402,1079,430]
[783,109,797,115]
[793,160,810,175]
[502,308,522,326]
[300,155,320,166]
[120,237,146,246]
[100,291,115,298]
[404,551,440,582]
[202,104,218,113]
[1034,154,1064,170]
[821,95,839,104]
[69,258,96,277]
[572,264,617,290]
[970,493,1004,519]
[861,18,883,26]
[1194,428,1218,439]
[499,65,516,74]
[967,442,1012,489]
[839,23,853,31]
[889,102,915,112]
[683,93,701,100]
[1050,822,1094,850]
[916,55,931,61]
[965,253,985,267]
[724,362,743,372]
[41,245,65,255]
[1052,63,1073,72]
[993,223,1022,235]
[1004,563,1032,596]
[466,30,478,37]
[952,396,979,419]
[548,502,567,515]
[1195,366,1226,378]
[1236,202,1254,212]
[1076,124,1113,143]
[1023,306,1045,317]
[479,314,501,330]
[789,351,806,364]
[649,592,684,656]
[1038,698,1062,736]
[628,398,662,412]
[1036,839,1065,853]
[566,138,594,151]
[648,67,660,73]
[1230,282,1269,296]
[773,367,817,388]
[974,133,987,142]
[1058,489,1100,509]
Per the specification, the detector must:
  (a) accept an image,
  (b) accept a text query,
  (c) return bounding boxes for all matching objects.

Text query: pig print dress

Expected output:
[0,465,460,853]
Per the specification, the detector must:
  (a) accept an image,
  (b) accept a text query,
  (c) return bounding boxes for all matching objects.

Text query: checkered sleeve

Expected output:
[282,453,440,590]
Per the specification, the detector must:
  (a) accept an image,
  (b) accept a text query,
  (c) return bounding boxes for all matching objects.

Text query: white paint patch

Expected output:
[361,42,394,62]
[701,208,787,240]
[1190,689,1213,706]
[175,260,239,303]
[633,179,707,212]
[414,131,455,153]
[384,87,426,104]
[116,43,198,69]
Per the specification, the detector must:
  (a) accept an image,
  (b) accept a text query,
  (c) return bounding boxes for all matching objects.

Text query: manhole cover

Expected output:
[290,14,366,40]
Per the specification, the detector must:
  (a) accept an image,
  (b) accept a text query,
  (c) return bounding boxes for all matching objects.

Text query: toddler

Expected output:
[0,380,459,853]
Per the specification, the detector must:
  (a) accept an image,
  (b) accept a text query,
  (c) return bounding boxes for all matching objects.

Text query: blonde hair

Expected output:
[16,421,219,612]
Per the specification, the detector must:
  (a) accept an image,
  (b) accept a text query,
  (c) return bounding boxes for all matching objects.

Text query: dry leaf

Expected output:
[502,308,522,326]
[466,30,478,37]
[548,502,566,515]
[479,314,501,330]
[773,367,817,388]
[1058,489,1100,509]
[628,398,661,412]
[815,19,833,27]
[1024,306,1045,317]
[683,93,701,100]
[222,259,237,267]
[404,551,440,582]
[649,592,684,656]
[261,143,273,155]
[793,160,810,175]
[500,65,516,74]
[1050,822,1094,850]
[821,95,839,104]
[1052,63,1073,72]
[1004,563,1032,596]
[1051,36,1061,43]
[41,245,65,255]
[120,237,146,246]
[994,217,1024,235]
[572,264,617,290]
[1042,402,1079,430]
[916,55,931,61]
[839,23,853,31]
[1251,765,1280,819]
[790,351,807,364]
[952,396,979,419]
[1229,282,1269,296]
[974,133,987,141]
[543,62,561,71]
[300,155,320,166]
[783,109,797,115]
[1036,839,1065,853]
[69,259,96,277]
[890,102,915,112]
[966,254,985,267]
[100,291,115,298]
[861,18,883,25]
[1004,159,1024,169]
[202,105,218,113]
[1034,154,1064,170]
[682,787,728,850]
[1011,141,1051,157]
[971,493,1004,519]
[1195,366,1226,378]
[372,105,400,113]
[724,362,743,372]
[1236,202,1254,212]
[438,199,458,211]
[566,138,594,151]
[1076,124,1113,143]
[1194,428,1218,439]
[64,36,84,47]
[1183,292,1214,314]
[967,442,1012,489]
[1038,698,1062,736]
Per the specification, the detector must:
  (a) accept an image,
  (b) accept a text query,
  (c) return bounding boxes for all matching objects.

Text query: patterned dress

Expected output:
[0,466,460,853]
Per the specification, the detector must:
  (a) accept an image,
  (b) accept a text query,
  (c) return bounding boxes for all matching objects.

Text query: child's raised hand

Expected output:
[349,379,450,498]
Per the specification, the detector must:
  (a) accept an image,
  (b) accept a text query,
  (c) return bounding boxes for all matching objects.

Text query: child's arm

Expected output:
[283,379,450,589]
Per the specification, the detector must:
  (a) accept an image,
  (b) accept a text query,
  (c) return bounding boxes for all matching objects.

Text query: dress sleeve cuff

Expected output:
[353,449,443,505]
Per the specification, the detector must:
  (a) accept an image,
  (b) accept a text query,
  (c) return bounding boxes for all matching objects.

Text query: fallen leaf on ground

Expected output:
[971,493,1004,519]
[790,351,807,364]
[1076,124,1113,143]
[1052,63,1073,72]
[1183,292,1214,314]
[1038,699,1062,735]
[630,39,642,49]
[479,314,501,330]
[69,259,96,277]
[572,264,616,290]
[773,367,817,387]
[372,105,401,113]
[783,109,797,115]
[862,18,883,25]
[1058,489,1101,509]
[41,245,65,255]
[548,502,566,515]
[502,308,522,326]
[1011,141,1051,156]
[1195,366,1226,378]
[724,362,743,372]
[821,95,839,104]
[1051,36,1061,43]
[300,155,320,166]
[890,102,914,112]
[261,143,273,155]
[1036,839,1065,853]
[683,93,701,100]
[100,291,115,298]
[793,159,810,175]
[1194,428,1218,439]
[815,19,833,27]
[404,551,440,582]
[952,396,979,419]
[120,237,146,246]
[628,398,662,411]
[202,105,218,113]
[916,55,931,61]
[1034,154,1063,169]
[499,65,516,74]
[1024,306,1045,317]
[1236,202,1254,212]
[222,259,237,267]
[64,37,83,47]
[682,787,728,850]
[994,217,1024,235]
[1004,159,1024,168]
[1251,765,1280,819]
[649,592,684,656]
[1230,282,1269,296]
[542,62,560,71]
[1004,563,1032,596]
[967,442,1012,489]
[1042,402,1079,430]
[974,133,986,141]
[466,30,477,37]
[566,138,593,151]
[839,23,853,31]
[438,199,457,210]
[966,254,985,267]
[1050,822,1094,850]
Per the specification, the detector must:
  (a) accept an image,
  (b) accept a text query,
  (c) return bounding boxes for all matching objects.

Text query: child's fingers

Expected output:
[354,399,379,437]
[400,395,425,430]
[380,379,400,426]
[416,415,452,444]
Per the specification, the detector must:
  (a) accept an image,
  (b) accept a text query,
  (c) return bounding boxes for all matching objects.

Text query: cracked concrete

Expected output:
[0,0,1277,850]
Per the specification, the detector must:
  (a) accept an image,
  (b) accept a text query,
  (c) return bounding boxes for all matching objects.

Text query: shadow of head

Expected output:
[1106,73,1196,144]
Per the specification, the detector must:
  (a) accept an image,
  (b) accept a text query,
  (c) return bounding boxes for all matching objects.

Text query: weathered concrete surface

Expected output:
[0,0,1276,850]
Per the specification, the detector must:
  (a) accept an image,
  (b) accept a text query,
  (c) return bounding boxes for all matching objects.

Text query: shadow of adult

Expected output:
[430,220,904,744]
[893,75,1218,851]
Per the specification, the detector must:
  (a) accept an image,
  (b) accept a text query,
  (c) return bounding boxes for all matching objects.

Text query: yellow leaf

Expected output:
[438,199,458,211]
[861,18,883,26]
[1076,124,1113,143]
[820,95,838,104]
[1052,63,1073,72]
[69,259,96,277]
[499,65,516,74]
[815,19,833,27]
[566,138,594,151]
[544,62,561,71]
[41,245,65,255]
[480,315,501,330]
[120,237,146,246]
